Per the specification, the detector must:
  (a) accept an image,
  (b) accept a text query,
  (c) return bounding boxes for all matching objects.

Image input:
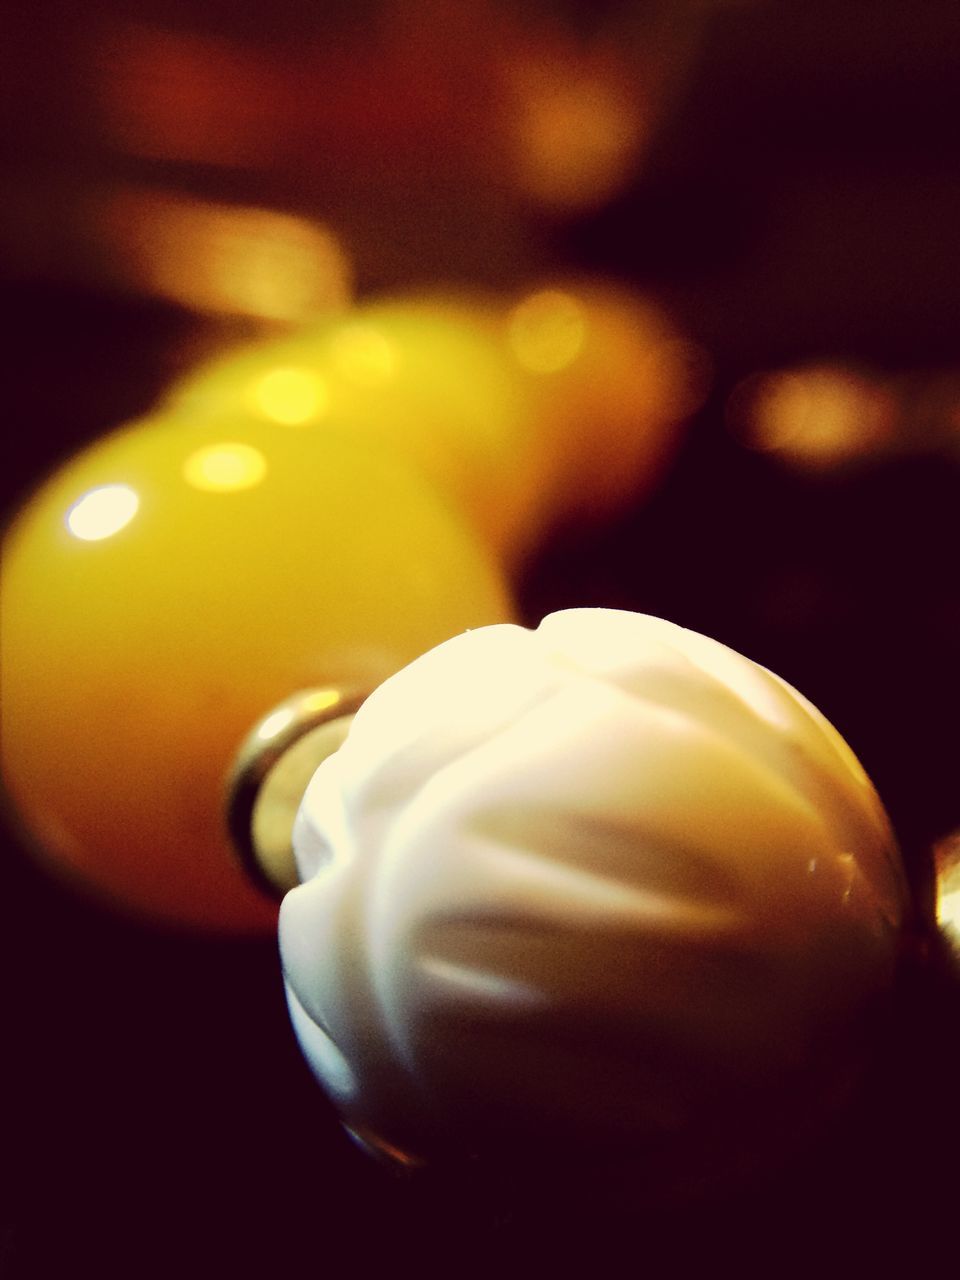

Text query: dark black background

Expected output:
[3,2,960,1274]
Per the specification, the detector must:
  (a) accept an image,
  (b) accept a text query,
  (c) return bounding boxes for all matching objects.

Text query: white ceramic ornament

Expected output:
[279,609,906,1189]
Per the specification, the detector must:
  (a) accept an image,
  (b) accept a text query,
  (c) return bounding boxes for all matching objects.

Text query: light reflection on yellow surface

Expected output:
[328,324,399,387]
[183,442,267,492]
[729,366,896,468]
[66,484,140,541]
[102,186,352,321]
[2,412,513,932]
[163,284,700,561]
[507,289,586,374]
[252,368,328,425]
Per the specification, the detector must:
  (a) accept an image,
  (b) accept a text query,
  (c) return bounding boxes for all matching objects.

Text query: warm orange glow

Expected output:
[183,442,267,492]
[507,289,586,374]
[100,186,352,320]
[97,23,296,168]
[252,368,328,425]
[506,48,645,210]
[729,366,896,468]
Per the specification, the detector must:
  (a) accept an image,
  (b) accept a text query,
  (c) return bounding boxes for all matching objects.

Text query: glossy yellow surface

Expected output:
[167,299,549,566]
[168,285,702,565]
[1,415,512,931]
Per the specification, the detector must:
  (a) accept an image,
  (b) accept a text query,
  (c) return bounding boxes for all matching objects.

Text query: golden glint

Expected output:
[301,689,344,715]
[183,442,268,492]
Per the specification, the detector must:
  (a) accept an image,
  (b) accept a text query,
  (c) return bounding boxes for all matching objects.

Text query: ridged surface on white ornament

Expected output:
[280,609,905,1163]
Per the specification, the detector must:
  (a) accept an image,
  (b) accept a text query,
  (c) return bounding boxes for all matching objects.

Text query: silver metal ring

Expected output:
[225,686,370,898]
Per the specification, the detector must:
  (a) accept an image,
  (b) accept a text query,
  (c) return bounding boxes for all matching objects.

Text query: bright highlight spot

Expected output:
[183,442,267,492]
[252,367,328,425]
[509,53,644,211]
[329,324,399,387]
[66,485,140,541]
[301,689,343,715]
[256,707,297,742]
[508,290,586,374]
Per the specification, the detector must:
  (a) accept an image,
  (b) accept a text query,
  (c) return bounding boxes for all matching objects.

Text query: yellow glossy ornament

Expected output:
[1,415,513,932]
[167,297,553,567]
[166,285,703,567]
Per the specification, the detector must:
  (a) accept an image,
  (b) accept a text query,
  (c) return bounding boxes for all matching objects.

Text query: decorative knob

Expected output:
[280,607,906,1196]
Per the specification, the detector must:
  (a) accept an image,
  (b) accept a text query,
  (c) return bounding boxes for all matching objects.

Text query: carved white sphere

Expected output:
[280,609,905,1184]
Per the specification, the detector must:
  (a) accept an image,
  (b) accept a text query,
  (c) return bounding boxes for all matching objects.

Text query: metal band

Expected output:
[225,686,370,898]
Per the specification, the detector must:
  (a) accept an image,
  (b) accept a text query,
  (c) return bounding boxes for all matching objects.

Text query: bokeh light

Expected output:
[727,365,897,469]
[505,43,646,211]
[99,186,352,321]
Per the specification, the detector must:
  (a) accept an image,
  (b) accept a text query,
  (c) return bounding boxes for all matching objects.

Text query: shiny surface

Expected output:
[281,608,905,1181]
[227,686,368,898]
[167,297,551,564]
[1,415,512,931]
[167,286,700,565]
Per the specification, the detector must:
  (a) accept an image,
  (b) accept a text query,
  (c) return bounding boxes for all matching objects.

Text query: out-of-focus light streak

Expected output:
[727,366,896,470]
[100,187,352,321]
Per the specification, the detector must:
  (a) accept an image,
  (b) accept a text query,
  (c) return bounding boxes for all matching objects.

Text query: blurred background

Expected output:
[2,1,960,1274]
